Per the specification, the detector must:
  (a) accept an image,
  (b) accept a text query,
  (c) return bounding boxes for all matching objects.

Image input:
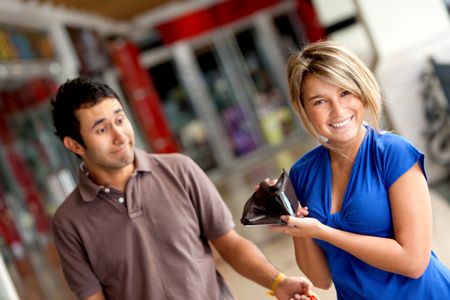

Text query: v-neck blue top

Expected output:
[289,126,450,299]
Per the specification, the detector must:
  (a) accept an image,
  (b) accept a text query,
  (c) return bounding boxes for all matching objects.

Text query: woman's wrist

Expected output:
[314,221,328,240]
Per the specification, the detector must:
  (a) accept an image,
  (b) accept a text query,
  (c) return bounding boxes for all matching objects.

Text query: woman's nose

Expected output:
[331,99,345,115]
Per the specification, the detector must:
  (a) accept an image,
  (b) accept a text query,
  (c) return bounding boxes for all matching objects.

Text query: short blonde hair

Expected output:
[287,41,382,143]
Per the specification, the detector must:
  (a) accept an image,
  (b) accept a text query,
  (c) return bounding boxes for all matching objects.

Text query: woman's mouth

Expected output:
[329,116,353,128]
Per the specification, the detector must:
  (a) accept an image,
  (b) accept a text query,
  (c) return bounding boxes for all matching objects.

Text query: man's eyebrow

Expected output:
[90,108,124,130]
[91,118,106,130]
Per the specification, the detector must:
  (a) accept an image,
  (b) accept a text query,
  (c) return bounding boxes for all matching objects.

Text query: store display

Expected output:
[110,39,180,154]
[0,24,55,60]
[148,60,217,170]
[66,26,111,75]
[196,48,260,156]
[0,79,62,239]
[156,0,282,44]
[0,78,66,300]
[272,13,305,57]
[0,1,326,298]
[235,28,296,145]
[0,190,23,260]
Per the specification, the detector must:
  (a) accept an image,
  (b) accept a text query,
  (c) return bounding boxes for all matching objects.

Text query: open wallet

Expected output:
[240,170,299,226]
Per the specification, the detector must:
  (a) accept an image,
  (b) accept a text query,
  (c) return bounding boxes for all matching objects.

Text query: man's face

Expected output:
[74,97,135,172]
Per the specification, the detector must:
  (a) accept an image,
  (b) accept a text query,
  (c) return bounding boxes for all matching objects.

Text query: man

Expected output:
[50,77,314,300]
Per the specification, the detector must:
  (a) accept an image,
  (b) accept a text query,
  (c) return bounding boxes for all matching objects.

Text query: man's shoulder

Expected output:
[137,149,194,169]
[52,187,83,226]
[141,150,192,163]
[136,149,205,183]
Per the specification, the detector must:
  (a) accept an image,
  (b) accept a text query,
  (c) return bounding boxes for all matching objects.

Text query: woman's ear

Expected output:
[63,137,85,156]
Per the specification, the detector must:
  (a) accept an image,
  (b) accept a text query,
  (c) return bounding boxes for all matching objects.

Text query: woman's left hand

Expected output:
[270,215,323,238]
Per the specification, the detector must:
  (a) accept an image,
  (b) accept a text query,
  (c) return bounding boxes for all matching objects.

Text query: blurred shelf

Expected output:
[0,60,61,83]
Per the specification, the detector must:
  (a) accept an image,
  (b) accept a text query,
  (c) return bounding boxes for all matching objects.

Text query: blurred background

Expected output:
[0,0,450,299]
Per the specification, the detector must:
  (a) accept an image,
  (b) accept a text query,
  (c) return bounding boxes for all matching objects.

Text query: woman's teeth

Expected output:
[330,117,351,128]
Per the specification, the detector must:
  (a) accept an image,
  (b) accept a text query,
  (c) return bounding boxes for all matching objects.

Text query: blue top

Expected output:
[289,126,450,299]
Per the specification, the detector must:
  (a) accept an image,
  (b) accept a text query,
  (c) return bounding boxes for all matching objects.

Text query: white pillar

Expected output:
[0,255,20,300]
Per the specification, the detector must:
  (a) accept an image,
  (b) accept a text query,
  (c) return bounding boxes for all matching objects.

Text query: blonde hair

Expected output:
[287,40,382,144]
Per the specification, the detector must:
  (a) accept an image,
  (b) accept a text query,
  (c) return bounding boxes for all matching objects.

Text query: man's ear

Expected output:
[63,137,85,156]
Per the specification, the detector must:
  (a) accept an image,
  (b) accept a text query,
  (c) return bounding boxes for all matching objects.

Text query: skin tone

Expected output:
[63,97,135,193]
[62,97,314,300]
[303,74,366,214]
[270,74,432,288]
[211,231,314,300]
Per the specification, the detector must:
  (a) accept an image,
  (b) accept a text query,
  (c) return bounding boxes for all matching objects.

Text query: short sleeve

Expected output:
[180,155,235,240]
[52,222,102,299]
[377,132,426,189]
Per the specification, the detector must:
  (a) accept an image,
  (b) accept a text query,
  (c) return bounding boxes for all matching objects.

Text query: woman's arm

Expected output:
[292,236,332,289]
[273,162,432,278]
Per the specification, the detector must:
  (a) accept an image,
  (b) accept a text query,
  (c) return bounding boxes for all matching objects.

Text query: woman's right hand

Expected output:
[254,178,278,190]
[296,206,309,218]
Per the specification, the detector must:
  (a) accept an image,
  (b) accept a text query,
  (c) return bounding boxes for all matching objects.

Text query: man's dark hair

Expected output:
[51,77,120,146]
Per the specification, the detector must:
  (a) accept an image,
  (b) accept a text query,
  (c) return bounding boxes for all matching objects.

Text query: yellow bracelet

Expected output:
[266,273,286,296]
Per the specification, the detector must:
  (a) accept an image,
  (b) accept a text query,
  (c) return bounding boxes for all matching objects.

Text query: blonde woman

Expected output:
[270,41,450,299]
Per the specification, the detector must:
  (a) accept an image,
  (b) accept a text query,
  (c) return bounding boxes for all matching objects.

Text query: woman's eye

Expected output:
[313,99,326,106]
[340,90,351,97]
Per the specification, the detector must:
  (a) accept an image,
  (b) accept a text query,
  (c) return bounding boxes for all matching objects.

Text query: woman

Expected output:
[270,41,450,299]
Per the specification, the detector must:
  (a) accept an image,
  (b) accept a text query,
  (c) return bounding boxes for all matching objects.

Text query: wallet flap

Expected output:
[240,169,299,226]
[277,191,295,216]
[275,170,298,215]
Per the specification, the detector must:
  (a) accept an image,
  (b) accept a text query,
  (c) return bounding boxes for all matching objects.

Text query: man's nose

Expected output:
[112,126,126,143]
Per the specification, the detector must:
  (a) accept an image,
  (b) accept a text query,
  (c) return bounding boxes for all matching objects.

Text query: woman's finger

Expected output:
[296,207,309,217]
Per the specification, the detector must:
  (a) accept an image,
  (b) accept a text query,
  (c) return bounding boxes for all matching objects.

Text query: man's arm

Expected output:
[211,229,313,299]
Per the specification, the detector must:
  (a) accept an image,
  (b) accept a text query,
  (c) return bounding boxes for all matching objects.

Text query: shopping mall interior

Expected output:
[1,0,450,299]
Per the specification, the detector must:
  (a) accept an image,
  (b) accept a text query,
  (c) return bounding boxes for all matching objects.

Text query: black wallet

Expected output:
[240,170,299,226]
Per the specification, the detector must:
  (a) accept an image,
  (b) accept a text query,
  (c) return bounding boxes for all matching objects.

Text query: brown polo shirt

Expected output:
[52,149,235,300]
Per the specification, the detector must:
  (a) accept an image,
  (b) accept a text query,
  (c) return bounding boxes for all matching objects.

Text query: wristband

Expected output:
[266,273,286,296]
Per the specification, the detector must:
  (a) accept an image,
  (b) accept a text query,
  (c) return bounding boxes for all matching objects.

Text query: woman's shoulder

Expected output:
[369,128,420,154]
[291,145,326,172]
[366,127,426,184]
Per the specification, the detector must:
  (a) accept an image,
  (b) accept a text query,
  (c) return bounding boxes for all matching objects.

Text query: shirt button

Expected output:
[104,188,110,193]
[118,197,124,203]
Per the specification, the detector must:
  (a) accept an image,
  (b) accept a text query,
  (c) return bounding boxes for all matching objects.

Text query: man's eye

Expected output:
[97,127,106,134]
[116,117,124,125]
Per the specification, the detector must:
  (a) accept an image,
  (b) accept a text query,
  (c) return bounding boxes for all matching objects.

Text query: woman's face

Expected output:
[301,74,366,149]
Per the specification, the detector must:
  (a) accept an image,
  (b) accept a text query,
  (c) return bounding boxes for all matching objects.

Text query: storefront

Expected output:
[0,0,327,298]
